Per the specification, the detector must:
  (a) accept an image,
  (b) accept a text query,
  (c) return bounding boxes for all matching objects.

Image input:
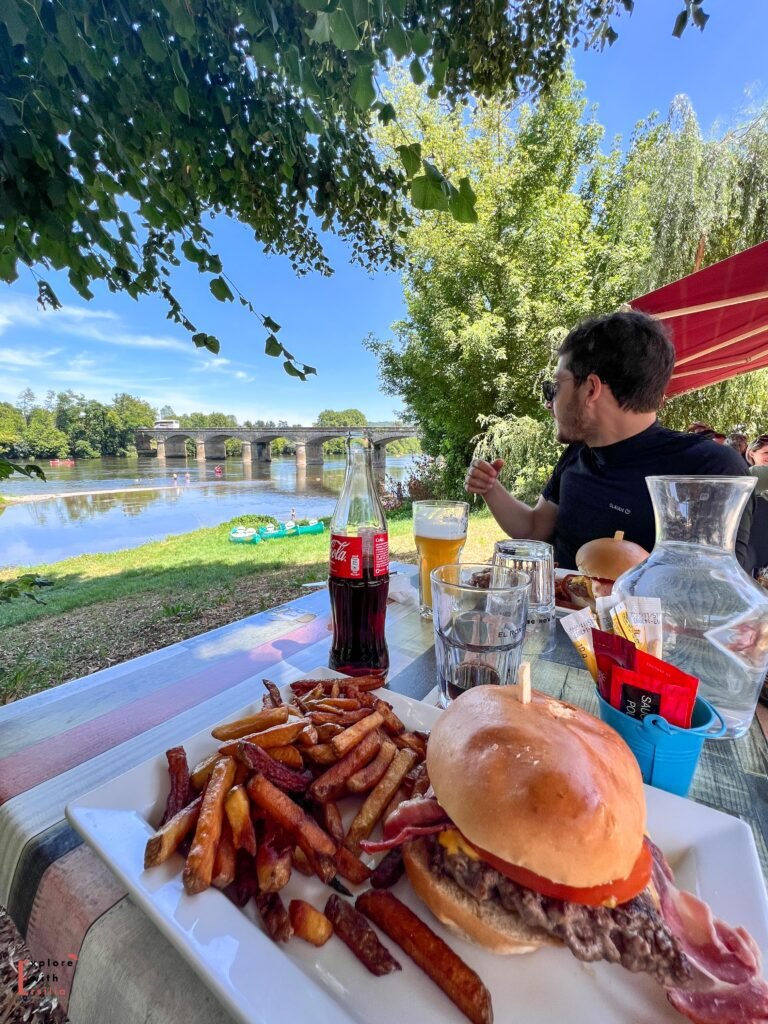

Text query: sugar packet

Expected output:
[560,606,598,681]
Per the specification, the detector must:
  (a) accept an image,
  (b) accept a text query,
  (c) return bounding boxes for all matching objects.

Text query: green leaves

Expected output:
[410,29,430,57]
[0,0,27,45]
[396,143,421,177]
[449,177,478,224]
[404,154,477,222]
[305,12,331,44]
[263,316,282,332]
[383,22,408,59]
[329,8,358,49]
[672,3,708,37]
[1,0,718,391]
[672,9,688,37]
[265,334,282,356]
[173,85,191,116]
[192,332,220,353]
[0,459,45,483]
[409,57,426,85]
[303,106,325,134]
[351,68,375,110]
[210,277,234,302]
[141,22,166,62]
[378,103,397,125]
[411,172,449,212]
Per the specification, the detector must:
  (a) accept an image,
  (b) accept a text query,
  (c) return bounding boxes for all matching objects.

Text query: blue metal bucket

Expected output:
[596,691,726,797]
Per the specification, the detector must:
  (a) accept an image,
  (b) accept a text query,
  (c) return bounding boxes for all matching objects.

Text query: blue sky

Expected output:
[1,0,765,425]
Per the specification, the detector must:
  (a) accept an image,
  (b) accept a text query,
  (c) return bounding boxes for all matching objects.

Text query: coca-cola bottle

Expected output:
[328,435,389,677]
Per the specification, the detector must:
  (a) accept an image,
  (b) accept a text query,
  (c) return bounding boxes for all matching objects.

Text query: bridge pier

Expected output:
[157,437,187,459]
[203,439,227,461]
[135,431,154,456]
[242,441,273,464]
[372,442,388,471]
[196,441,206,461]
[295,442,324,467]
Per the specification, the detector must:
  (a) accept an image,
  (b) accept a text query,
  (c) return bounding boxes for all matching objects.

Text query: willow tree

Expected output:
[588,98,768,307]
[1,0,708,376]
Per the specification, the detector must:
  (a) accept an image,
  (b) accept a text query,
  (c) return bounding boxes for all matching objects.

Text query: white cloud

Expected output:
[0,297,117,336]
[0,346,61,368]
[0,294,190,353]
[191,355,255,383]
[195,357,232,370]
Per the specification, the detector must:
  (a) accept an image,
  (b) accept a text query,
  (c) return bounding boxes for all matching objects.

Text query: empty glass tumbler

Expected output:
[493,539,556,656]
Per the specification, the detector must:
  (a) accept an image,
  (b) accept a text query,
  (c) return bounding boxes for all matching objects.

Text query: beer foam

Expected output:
[414,517,466,540]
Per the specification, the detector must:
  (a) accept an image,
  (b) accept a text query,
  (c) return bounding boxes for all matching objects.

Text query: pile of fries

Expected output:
[143,675,492,1024]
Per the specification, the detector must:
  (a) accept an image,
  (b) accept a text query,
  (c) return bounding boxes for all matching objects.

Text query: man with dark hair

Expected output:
[466,311,753,569]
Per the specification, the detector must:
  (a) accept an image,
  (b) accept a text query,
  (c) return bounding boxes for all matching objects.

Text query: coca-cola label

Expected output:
[331,534,363,579]
[373,532,389,577]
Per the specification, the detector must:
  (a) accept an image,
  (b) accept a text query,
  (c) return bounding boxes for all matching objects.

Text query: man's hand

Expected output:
[464,458,504,496]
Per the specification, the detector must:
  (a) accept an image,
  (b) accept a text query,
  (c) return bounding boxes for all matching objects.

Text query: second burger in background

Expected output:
[561,530,648,611]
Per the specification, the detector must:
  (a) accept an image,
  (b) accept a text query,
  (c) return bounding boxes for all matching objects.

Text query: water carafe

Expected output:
[614,476,768,739]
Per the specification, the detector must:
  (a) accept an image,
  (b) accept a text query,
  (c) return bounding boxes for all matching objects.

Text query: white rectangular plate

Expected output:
[67,667,768,1024]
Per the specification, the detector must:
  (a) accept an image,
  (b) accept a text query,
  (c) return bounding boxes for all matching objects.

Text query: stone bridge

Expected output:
[135,425,419,467]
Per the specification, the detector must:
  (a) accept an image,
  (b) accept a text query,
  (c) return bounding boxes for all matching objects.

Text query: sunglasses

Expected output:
[541,373,582,403]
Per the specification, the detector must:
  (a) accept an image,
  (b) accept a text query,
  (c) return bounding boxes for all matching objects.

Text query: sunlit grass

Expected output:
[0,508,507,629]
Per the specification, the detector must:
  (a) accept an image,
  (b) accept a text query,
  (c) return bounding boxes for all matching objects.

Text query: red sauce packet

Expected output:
[609,663,699,729]
[592,629,637,702]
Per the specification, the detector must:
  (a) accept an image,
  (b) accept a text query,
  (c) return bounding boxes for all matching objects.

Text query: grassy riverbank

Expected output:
[0,510,506,703]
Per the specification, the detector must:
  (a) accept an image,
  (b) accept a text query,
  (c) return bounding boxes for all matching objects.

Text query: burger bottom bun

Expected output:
[402,838,560,956]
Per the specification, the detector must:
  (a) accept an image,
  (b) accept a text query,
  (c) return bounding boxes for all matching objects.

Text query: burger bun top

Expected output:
[427,685,646,889]
[575,533,648,583]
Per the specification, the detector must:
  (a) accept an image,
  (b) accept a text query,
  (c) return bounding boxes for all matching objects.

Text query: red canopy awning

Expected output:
[629,241,768,396]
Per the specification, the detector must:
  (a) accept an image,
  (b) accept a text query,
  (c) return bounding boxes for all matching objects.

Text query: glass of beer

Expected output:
[413,500,469,618]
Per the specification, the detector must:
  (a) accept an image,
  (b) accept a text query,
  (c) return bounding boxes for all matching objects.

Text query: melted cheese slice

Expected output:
[438,828,480,860]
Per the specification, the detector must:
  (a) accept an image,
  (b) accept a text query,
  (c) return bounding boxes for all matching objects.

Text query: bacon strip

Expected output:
[358,795,452,853]
[382,795,448,838]
[649,840,768,1023]
[359,822,451,854]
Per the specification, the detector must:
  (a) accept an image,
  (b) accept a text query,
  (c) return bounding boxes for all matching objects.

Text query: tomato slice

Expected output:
[467,836,653,907]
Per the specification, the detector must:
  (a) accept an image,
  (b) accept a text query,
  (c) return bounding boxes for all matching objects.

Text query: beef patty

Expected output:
[429,835,691,988]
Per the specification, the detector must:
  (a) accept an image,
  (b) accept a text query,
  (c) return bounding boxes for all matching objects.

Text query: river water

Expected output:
[1,455,417,568]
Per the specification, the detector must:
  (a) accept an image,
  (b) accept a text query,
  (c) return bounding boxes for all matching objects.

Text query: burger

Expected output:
[398,686,691,987]
[562,530,648,611]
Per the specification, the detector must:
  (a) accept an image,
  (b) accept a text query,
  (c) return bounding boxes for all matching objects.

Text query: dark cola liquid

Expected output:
[329,570,389,677]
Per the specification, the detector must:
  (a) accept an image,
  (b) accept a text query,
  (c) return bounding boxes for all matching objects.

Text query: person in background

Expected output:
[465,311,754,571]
[726,433,749,461]
[747,435,768,471]
[686,422,719,442]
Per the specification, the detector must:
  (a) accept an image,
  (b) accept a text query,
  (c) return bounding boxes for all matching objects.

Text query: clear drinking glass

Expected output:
[431,563,531,707]
[413,500,469,618]
[493,539,556,656]
[614,476,768,739]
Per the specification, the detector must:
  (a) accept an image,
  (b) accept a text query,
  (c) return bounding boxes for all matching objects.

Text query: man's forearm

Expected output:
[484,483,551,540]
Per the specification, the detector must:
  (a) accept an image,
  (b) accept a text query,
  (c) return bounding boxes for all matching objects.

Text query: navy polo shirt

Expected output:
[541,422,752,570]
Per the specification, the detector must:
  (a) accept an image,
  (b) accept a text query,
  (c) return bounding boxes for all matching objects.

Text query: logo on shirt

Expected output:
[609,502,632,515]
